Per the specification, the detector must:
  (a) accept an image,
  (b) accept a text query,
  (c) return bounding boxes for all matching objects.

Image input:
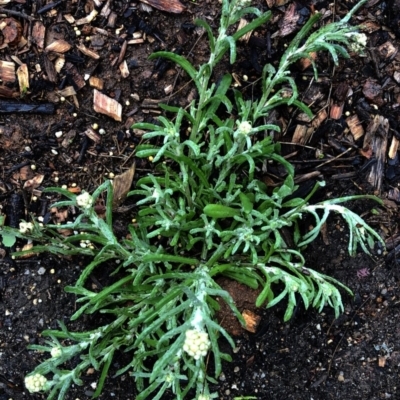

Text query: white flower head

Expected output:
[198,395,210,400]
[50,347,62,358]
[19,221,34,234]
[25,373,48,393]
[76,191,93,209]
[345,32,367,53]
[182,329,211,360]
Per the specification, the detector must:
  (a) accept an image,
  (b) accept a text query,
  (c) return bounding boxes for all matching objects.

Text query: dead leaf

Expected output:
[112,163,136,210]
[140,0,185,14]
[23,174,44,191]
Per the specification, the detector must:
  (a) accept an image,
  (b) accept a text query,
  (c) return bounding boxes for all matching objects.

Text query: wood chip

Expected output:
[76,9,98,25]
[378,41,398,59]
[388,136,399,159]
[360,20,381,33]
[346,114,364,140]
[292,124,312,144]
[127,38,144,45]
[0,60,15,83]
[57,86,77,98]
[119,60,129,78]
[84,127,101,144]
[45,39,72,53]
[242,309,261,333]
[16,63,29,93]
[76,43,100,60]
[54,56,65,73]
[236,18,253,43]
[93,89,122,121]
[63,14,75,24]
[89,76,104,90]
[298,52,317,71]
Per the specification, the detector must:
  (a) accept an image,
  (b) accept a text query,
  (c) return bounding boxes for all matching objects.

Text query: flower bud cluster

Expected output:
[50,347,62,358]
[25,373,48,393]
[182,329,210,360]
[237,121,252,135]
[76,191,93,209]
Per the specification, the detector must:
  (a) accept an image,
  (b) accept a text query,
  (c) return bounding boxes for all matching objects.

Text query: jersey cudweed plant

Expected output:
[3,0,381,398]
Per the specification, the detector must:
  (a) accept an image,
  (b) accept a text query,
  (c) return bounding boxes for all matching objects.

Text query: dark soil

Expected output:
[1,0,400,399]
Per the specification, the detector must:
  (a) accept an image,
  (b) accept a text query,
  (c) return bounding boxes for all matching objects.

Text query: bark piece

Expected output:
[0,86,18,98]
[279,3,299,37]
[100,0,112,18]
[363,115,388,192]
[107,12,118,28]
[0,102,55,114]
[43,55,57,83]
[64,62,85,90]
[0,18,22,46]
[330,82,349,120]
[140,0,185,13]
[363,78,383,106]
[32,21,45,49]
[116,40,127,66]
[93,89,122,121]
